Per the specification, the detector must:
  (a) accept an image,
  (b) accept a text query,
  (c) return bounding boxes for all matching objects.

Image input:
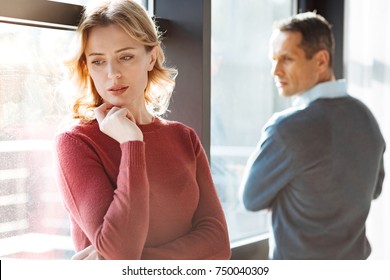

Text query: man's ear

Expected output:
[148,46,159,71]
[314,49,330,71]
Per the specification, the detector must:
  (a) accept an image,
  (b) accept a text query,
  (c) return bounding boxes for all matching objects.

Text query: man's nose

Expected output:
[271,60,283,77]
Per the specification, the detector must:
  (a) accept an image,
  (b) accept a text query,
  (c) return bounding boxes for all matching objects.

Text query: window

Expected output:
[0,0,153,260]
[211,0,292,244]
[344,0,390,259]
[0,0,295,258]
[0,22,74,259]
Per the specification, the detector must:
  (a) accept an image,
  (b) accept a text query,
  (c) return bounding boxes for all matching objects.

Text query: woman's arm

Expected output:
[55,105,150,259]
[55,134,150,259]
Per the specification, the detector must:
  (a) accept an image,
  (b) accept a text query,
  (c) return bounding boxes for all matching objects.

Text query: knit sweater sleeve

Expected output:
[54,132,149,260]
[240,122,295,211]
[141,129,231,260]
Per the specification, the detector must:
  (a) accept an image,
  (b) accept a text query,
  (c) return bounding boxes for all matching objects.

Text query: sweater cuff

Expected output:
[120,141,146,167]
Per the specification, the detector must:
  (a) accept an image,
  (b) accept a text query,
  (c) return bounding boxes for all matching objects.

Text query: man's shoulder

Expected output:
[265,104,332,147]
[267,105,315,129]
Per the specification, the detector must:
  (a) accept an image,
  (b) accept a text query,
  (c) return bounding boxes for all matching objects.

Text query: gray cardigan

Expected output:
[241,80,385,259]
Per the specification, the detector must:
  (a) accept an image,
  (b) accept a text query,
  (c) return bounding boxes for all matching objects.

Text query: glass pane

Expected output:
[211,0,292,242]
[0,23,74,259]
[344,0,390,260]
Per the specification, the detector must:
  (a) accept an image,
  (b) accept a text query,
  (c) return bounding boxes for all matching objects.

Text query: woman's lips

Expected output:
[107,85,129,96]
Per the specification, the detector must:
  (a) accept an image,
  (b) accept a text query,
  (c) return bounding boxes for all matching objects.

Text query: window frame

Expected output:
[0,0,270,260]
[0,0,82,30]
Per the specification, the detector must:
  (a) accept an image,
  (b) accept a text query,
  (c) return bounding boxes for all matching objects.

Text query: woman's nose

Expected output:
[107,62,121,79]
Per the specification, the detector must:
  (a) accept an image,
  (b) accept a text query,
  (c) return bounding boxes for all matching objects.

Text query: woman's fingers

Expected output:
[104,107,136,124]
[71,245,99,260]
[94,103,108,124]
[95,104,133,123]
[92,104,143,143]
[105,106,122,118]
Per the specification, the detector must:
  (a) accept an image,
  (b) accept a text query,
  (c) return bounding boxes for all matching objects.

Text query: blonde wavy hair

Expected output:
[65,0,177,121]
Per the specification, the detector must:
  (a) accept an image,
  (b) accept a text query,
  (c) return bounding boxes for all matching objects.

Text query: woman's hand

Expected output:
[94,103,143,143]
[71,245,102,260]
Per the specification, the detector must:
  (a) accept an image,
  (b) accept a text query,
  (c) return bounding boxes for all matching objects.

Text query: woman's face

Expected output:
[85,24,157,109]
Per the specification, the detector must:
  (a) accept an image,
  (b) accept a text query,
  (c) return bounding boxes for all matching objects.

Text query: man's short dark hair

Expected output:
[274,11,335,67]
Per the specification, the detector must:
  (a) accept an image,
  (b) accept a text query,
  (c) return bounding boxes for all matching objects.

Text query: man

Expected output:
[240,12,385,259]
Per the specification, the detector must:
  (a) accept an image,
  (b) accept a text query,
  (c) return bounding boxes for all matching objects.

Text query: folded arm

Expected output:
[55,133,150,260]
[240,124,294,211]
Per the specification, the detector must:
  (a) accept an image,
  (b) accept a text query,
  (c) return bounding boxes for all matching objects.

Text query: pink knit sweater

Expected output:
[54,117,230,260]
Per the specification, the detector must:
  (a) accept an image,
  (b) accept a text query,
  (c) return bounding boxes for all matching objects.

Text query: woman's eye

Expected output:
[91,60,103,65]
[121,55,133,61]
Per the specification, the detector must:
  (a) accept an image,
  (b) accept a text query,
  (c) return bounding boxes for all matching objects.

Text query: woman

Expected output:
[54,0,230,260]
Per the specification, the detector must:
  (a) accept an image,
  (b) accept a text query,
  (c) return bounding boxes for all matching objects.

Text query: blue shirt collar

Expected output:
[293,79,349,107]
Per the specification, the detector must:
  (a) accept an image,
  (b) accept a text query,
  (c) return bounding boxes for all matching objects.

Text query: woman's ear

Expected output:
[147,46,159,71]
